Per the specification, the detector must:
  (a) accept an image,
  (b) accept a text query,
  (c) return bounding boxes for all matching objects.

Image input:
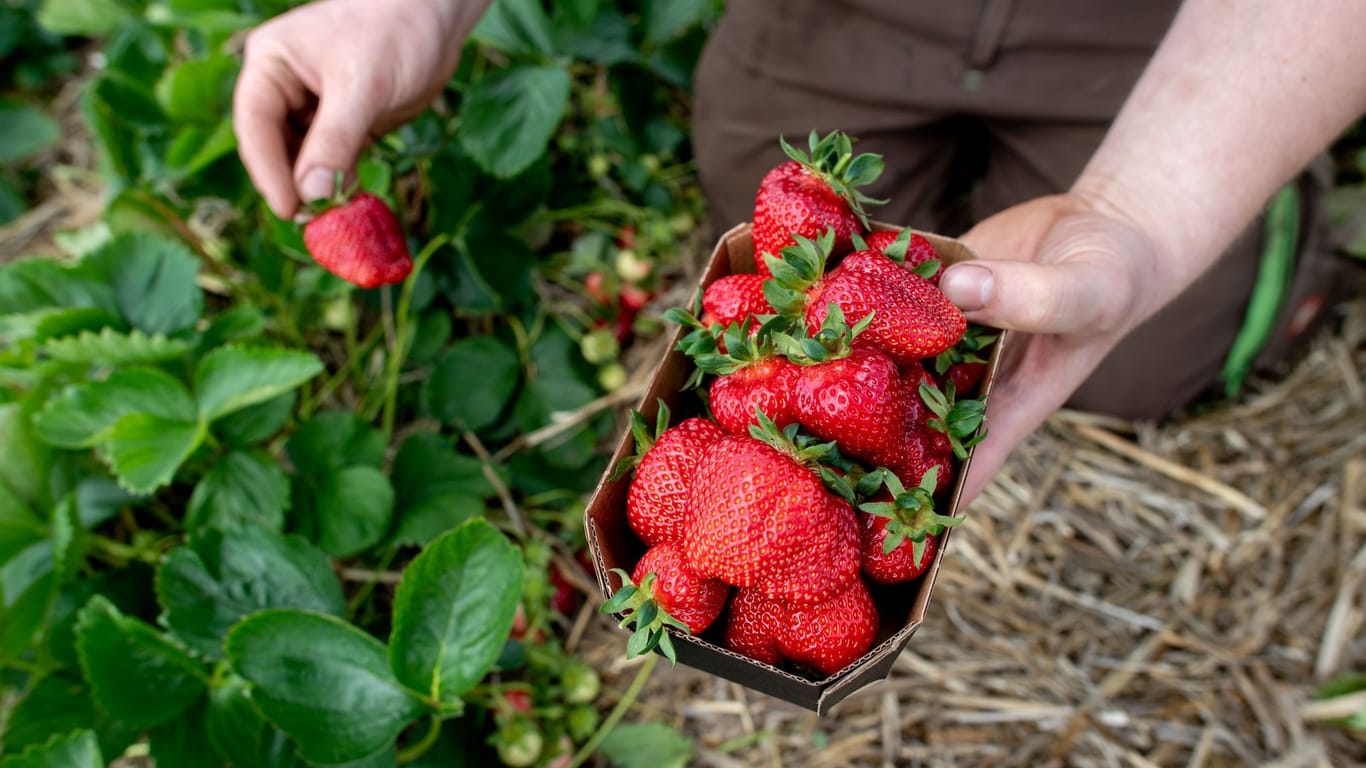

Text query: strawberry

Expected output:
[893,371,988,494]
[751,131,884,278]
[776,577,879,676]
[620,403,727,547]
[700,274,771,328]
[683,417,860,605]
[932,324,999,396]
[303,192,412,288]
[630,542,729,634]
[689,320,802,436]
[861,228,942,284]
[773,306,911,472]
[856,467,961,583]
[721,587,786,666]
[766,230,966,365]
[601,541,729,662]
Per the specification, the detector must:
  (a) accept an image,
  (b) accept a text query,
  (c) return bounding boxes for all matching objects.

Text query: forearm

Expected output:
[1073,0,1366,322]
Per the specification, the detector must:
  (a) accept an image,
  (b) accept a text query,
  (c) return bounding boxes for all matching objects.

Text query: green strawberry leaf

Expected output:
[186,449,290,533]
[470,0,556,58]
[0,101,60,165]
[287,410,386,476]
[148,698,218,768]
[0,674,137,759]
[194,345,323,424]
[153,54,239,124]
[204,677,314,767]
[157,523,345,660]
[389,432,495,548]
[2,729,103,768]
[641,0,708,46]
[389,520,523,707]
[39,327,195,365]
[86,232,203,336]
[75,595,208,730]
[33,367,195,448]
[226,609,427,766]
[212,390,295,446]
[458,64,571,179]
[96,412,204,495]
[309,465,394,558]
[421,336,522,433]
[597,722,695,768]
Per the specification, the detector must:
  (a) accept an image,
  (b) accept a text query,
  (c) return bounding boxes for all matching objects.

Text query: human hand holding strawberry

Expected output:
[234,0,490,220]
[943,195,1158,504]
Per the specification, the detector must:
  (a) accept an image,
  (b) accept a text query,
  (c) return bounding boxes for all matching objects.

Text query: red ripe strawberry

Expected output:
[857,467,961,584]
[766,232,966,365]
[503,689,534,714]
[776,577,879,676]
[303,192,412,288]
[621,405,727,547]
[775,309,911,472]
[721,588,786,666]
[862,228,942,284]
[861,513,939,582]
[629,542,729,634]
[709,357,801,436]
[602,541,729,663]
[932,324,998,397]
[751,131,885,278]
[683,421,859,605]
[700,274,771,328]
[893,370,988,494]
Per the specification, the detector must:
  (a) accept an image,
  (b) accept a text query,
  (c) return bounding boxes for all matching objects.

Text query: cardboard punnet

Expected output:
[584,222,1007,714]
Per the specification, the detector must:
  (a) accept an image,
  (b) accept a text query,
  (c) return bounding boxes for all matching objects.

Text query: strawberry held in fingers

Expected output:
[751,131,885,277]
[303,192,413,288]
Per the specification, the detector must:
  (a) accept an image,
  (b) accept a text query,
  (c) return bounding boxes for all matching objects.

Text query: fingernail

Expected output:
[940,263,994,311]
[297,167,335,204]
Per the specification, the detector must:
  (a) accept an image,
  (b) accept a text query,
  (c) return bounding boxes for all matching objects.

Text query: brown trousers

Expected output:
[692,0,1352,419]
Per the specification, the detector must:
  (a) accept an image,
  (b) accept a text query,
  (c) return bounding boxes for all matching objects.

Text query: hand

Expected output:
[939,194,1166,504]
[233,0,487,219]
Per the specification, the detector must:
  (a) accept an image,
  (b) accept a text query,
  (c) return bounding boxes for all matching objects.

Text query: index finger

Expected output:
[233,49,307,220]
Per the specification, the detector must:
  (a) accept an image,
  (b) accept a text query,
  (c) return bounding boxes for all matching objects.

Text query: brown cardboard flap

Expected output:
[585,222,1007,714]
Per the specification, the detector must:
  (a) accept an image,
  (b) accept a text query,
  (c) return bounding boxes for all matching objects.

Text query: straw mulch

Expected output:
[579,294,1366,768]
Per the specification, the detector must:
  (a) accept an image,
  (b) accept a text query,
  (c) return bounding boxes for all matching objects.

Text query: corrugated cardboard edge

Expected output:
[585,222,1009,714]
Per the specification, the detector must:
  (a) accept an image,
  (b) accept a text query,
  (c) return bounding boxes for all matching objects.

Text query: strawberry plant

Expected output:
[1,0,715,765]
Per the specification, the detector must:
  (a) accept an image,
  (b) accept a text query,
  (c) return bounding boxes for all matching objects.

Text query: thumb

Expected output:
[942,216,1150,335]
[292,77,381,206]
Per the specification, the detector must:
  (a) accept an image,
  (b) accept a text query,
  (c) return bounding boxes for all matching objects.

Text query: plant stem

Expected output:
[346,546,399,619]
[565,654,659,768]
[396,715,443,765]
[381,234,447,441]
[89,535,159,565]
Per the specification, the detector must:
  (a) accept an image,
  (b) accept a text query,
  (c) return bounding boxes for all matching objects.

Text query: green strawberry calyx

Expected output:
[780,130,887,228]
[857,467,962,561]
[301,170,360,216]
[600,568,690,665]
[932,323,999,375]
[770,302,873,366]
[748,411,858,503]
[762,228,837,318]
[918,380,988,459]
[608,399,672,481]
